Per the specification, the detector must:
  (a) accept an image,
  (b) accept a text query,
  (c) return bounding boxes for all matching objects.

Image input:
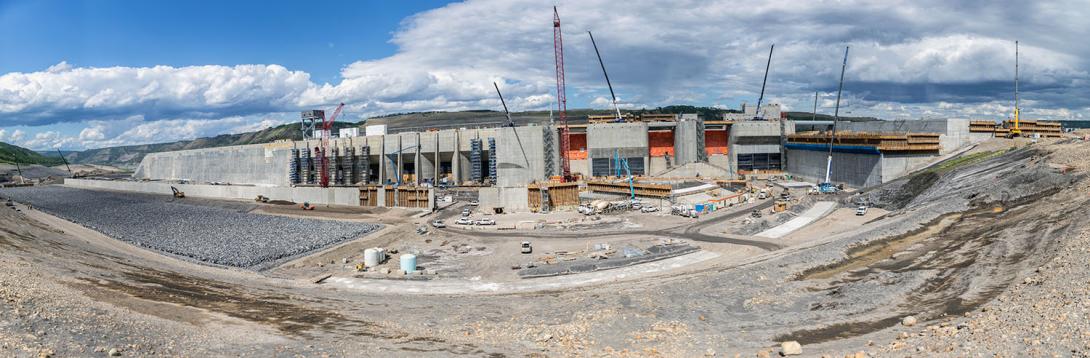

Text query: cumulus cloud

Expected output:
[0,64,313,125]
[3,0,1090,150]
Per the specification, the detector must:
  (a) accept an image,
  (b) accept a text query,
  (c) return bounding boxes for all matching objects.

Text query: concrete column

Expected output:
[379,136,386,184]
[433,133,440,184]
[414,133,421,186]
[453,129,461,185]
[397,135,403,185]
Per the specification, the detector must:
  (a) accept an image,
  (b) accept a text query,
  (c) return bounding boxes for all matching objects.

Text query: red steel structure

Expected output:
[319,102,345,188]
[553,6,572,180]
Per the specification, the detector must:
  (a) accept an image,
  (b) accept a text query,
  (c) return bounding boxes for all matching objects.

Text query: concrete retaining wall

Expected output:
[135,143,292,187]
[881,153,936,183]
[64,179,362,207]
[478,186,529,212]
[785,148,881,187]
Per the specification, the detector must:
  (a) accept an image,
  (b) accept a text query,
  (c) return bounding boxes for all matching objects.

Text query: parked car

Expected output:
[455,217,472,225]
[475,218,496,226]
[855,206,868,216]
[631,201,642,210]
[469,200,479,206]
[641,206,658,213]
[431,220,446,228]
[520,241,533,254]
[461,208,471,217]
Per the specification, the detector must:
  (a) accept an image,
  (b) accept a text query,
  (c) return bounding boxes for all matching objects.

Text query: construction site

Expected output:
[3,9,1090,358]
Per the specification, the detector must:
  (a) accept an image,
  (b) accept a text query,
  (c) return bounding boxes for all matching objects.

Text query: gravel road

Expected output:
[0,186,380,269]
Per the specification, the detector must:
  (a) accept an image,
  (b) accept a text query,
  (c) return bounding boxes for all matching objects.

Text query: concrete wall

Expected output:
[135,143,292,187]
[570,159,590,177]
[494,126,547,187]
[709,154,730,171]
[587,123,649,176]
[674,120,700,165]
[880,153,935,183]
[478,186,529,212]
[64,179,362,207]
[728,120,792,173]
[785,148,881,188]
[588,123,649,158]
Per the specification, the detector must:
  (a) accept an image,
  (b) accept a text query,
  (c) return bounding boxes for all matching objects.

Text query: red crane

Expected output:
[318,102,345,188]
[554,6,572,181]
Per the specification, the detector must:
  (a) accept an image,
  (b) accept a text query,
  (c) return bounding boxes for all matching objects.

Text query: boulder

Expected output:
[780,341,802,356]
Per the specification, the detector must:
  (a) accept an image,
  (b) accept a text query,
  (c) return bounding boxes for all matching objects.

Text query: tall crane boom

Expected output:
[755,44,774,120]
[318,102,345,188]
[493,82,515,127]
[822,46,850,191]
[588,31,623,122]
[553,6,572,180]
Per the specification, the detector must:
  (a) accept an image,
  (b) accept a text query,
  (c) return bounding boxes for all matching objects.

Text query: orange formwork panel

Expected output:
[567,132,588,160]
[649,130,674,156]
[705,130,728,155]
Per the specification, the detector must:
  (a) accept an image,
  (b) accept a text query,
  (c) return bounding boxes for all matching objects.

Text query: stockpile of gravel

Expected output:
[0,186,381,269]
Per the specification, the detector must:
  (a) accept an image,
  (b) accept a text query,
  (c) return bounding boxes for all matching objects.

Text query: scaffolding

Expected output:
[487,137,497,184]
[289,148,301,185]
[358,146,370,184]
[344,146,356,185]
[470,138,483,183]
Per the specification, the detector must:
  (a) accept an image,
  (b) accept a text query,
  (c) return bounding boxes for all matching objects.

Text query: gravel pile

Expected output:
[0,186,381,269]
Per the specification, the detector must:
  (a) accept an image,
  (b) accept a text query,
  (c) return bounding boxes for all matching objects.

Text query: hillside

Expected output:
[0,142,65,166]
[784,111,879,122]
[66,121,362,167]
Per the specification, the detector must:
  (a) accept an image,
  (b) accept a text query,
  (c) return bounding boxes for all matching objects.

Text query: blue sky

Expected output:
[0,0,453,83]
[1,0,1088,150]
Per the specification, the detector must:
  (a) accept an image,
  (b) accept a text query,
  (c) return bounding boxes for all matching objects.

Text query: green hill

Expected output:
[0,142,65,166]
[65,121,362,168]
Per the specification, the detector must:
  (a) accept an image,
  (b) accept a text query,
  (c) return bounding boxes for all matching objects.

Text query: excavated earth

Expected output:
[1,138,1089,357]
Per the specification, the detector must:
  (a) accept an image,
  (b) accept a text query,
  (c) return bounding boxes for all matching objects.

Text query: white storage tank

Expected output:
[364,248,380,268]
[399,254,417,273]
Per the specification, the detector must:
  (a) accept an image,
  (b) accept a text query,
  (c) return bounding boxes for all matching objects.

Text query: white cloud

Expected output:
[3,0,1090,150]
[0,64,313,124]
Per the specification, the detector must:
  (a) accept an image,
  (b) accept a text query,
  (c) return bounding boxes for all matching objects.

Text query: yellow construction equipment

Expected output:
[170,186,185,198]
[773,200,788,212]
[1008,40,1022,138]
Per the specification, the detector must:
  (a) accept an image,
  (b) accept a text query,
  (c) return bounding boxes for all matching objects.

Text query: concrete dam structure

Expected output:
[126,114,991,211]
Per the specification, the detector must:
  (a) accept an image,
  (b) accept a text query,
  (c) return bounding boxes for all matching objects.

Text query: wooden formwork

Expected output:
[359,185,431,208]
[586,180,672,198]
[787,131,942,153]
[587,114,638,123]
[970,120,999,133]
[359,185,380,207]
[395,186,431,208]
[527,182,580,212]
[639,113,678,122]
